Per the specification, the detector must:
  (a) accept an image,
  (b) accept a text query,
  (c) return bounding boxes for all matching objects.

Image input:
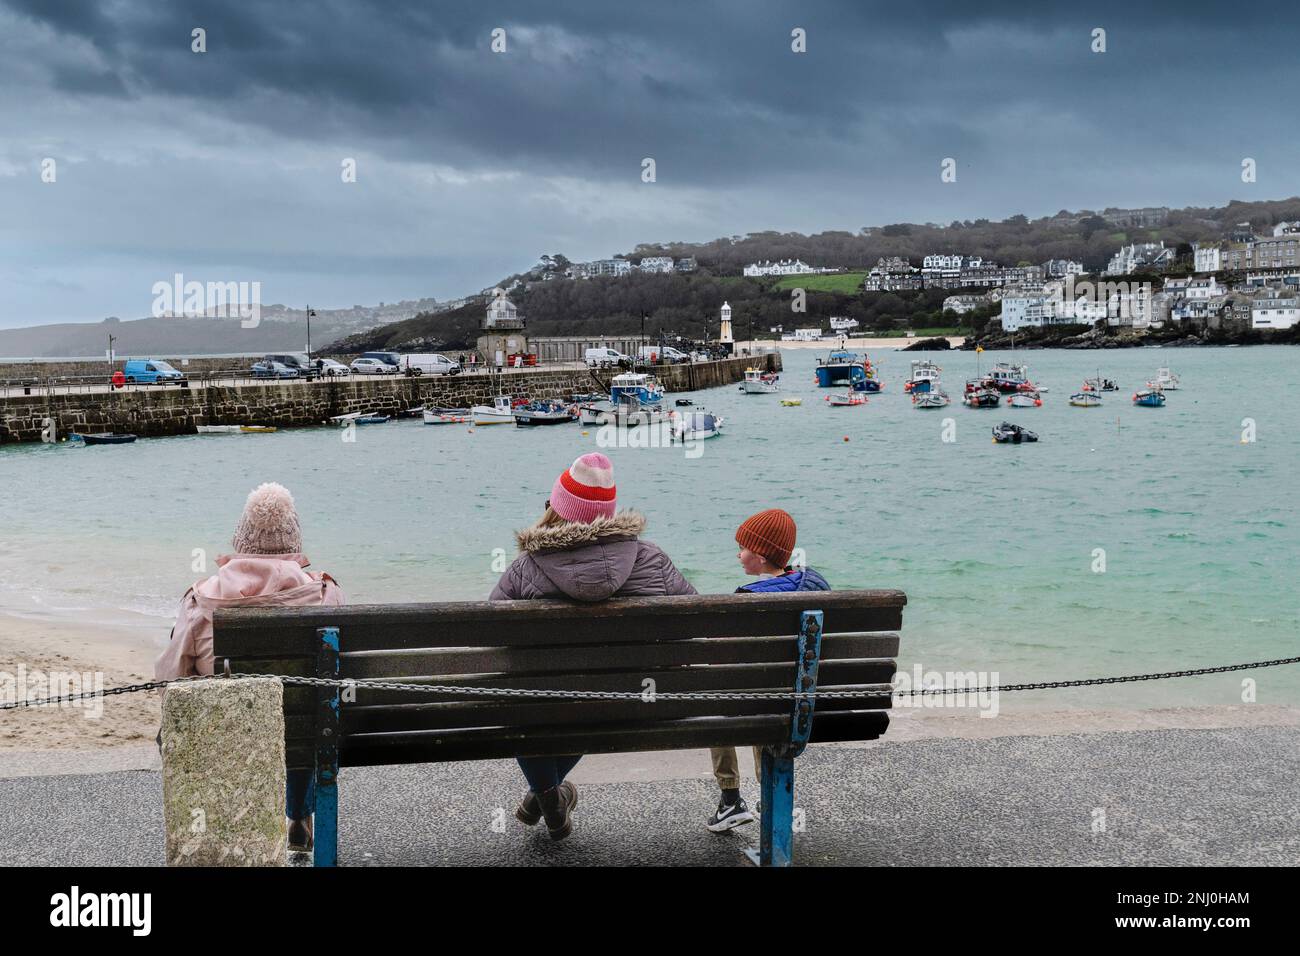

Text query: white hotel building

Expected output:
[743,258,823,277]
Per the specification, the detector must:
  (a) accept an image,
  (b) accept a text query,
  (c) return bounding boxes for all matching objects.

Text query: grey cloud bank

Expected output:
[0,0,1297,327]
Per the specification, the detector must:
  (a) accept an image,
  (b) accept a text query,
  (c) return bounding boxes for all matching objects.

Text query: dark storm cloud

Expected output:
[7,0,1289,187]
[3,0,1300,328]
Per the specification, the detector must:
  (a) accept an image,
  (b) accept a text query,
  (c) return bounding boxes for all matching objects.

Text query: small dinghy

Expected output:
[825,392,866,407]
[992,421,1038,444]
[671,410,725,441]
[1069,391,1102,408]
[240,425,277,433]
[197,425,243,434]
[77,432,137,445]
[356,415,390,424]
[1083,376,1118,392]
[1005,392,1042,408]
[912,389,950,408]
[674,399,694,407]
[423,407,471,425]
[780,398,802,406]
[1132,388,1166,407]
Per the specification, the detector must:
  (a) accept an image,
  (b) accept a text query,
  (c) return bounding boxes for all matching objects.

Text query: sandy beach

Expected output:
[758,336,965,351]
[0,612,162,750]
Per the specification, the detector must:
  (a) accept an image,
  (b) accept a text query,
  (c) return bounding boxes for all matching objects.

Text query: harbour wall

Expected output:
[0,354,779,444]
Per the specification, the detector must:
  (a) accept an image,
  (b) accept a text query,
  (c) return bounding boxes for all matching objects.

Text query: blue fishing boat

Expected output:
[609,372,664,406]
[815,350,876,390]
[1132,389,1166,407]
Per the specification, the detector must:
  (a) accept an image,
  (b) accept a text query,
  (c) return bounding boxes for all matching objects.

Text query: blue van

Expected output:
[123,359,185,384]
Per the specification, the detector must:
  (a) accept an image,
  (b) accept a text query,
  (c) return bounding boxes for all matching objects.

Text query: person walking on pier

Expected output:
[707,508,830,833]
[490,453,696,841]
[154,482,345,854]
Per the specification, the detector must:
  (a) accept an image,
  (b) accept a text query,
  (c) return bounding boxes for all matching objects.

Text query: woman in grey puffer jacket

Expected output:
[490,453,696,841]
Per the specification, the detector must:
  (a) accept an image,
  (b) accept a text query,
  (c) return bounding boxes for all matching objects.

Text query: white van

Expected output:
[584,347,631,368]
[400,353,461,376]
[637,345,689,364]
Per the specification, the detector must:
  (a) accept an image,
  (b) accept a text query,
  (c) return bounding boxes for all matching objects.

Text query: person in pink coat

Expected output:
[155,482,344,853]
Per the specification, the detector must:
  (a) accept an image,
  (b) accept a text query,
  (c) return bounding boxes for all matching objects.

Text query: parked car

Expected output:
[637,345,690,365]
[585,347,632,369]
[123,359,186,385]
[264,353,321,381]
[318,358,350,377]
[400,353,461,376]
[359,351,402,373]
[350,357,398,375]
[251,360,299,379]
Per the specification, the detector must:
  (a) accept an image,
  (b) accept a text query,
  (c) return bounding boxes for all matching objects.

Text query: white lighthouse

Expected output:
[719,301,734,345]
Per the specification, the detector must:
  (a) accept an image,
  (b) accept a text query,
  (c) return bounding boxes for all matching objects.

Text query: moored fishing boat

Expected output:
[740,367,780,393]
[983,362,1031,393]
[1083,375,1118,392]
[670,409,724,441]
[609,372,665,405]
[196,425,244,434]
[815,350,867,388]
[1147,367,1180,390]
[1069,391,1102,407]
[904,360,942,393]
[76,432,138,445]
[912,388,950,408]
[355,415,390,425]
[1132,388,1166,407]
[513,399,577,426]
[962,385,1001,408]
[471,396,516,425]
[992,421,1038,443]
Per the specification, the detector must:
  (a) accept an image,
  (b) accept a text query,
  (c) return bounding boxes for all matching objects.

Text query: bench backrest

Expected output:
[211,589,905,769]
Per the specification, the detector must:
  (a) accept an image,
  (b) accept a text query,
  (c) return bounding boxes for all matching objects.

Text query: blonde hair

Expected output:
[536,505,570,529]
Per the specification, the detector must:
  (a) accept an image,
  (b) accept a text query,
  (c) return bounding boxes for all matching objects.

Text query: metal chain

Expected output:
[3,656,1298,710]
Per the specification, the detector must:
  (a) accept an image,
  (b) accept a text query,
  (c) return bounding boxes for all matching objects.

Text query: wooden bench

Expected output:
[211,589,905,867]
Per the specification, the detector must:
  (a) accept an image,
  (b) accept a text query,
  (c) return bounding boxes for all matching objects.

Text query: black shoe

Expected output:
[537,781,578,841]
[516,791,542,825]
[288,817,313,852]
[707,795,755,833]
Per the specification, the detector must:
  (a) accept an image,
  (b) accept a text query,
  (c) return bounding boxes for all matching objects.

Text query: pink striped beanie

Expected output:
[550,453,617,523]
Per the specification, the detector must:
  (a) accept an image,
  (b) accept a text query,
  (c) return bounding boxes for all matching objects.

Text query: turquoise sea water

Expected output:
[2,346,1297,711]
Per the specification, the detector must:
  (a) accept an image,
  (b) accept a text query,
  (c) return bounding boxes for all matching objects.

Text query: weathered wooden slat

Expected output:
[338,633,900,678]
[296,710,893,766]
[346,660,894,706]
[212,590,906,655]
[341,688,892,733]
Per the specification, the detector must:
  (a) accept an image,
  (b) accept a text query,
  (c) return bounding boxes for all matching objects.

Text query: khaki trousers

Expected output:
[710,745,765,790]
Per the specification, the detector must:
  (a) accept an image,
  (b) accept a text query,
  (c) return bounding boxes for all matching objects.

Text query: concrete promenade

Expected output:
[3,706,1295,867]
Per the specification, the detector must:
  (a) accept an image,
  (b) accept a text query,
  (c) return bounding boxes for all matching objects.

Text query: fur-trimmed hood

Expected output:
[492,510,695,603]
[515,510,647,553]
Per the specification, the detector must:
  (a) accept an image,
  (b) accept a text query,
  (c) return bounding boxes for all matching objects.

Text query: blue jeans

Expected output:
[286,768,315,821]
[516,755,582,793]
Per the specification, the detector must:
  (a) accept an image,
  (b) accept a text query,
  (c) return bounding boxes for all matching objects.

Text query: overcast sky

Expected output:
[2,0,1297,329]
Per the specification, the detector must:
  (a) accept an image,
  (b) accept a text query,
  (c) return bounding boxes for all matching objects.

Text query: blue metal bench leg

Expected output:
[313,626,340,868]
[746,748,796,867]
[744,609,821,868]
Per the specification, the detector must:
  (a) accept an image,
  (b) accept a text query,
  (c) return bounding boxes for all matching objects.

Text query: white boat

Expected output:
[578,401,615,426]
[1005,392,1042,408]
[905,360,942,393]
[1069,391,1102,407]
[471,396,515,425]
[1148,367,1180,390]
[912,389,950,408]
[671,410,724,441]
[739,367,779,394]
[196,425,244,434]
[423,408,471,425]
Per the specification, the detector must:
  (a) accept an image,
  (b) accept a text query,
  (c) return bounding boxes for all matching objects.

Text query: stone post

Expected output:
[161,677,287,866]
